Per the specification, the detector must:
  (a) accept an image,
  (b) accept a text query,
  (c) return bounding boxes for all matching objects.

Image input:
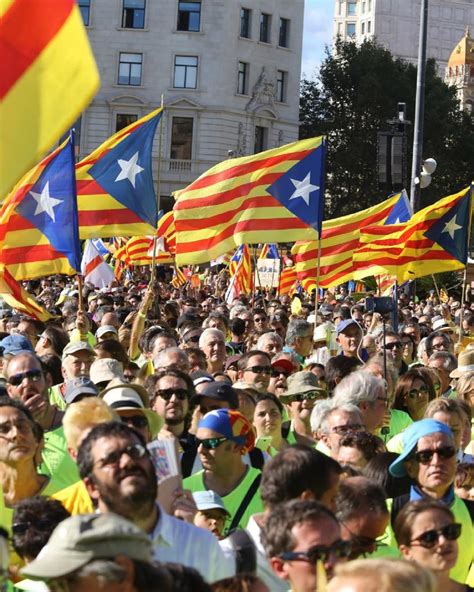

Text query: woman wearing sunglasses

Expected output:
[393,368,436,422]
[394,499,469,592]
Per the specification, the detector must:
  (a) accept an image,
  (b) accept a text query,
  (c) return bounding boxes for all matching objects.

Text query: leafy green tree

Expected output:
[301,39,474,218]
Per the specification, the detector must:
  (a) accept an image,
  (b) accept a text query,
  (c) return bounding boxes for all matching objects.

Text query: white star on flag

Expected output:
[29,182,63,222]
[442,214,462,239]
[115,152,144,188]
[289,172,319,206]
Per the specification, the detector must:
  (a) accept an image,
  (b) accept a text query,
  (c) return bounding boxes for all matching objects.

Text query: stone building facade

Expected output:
[445,28,474,113]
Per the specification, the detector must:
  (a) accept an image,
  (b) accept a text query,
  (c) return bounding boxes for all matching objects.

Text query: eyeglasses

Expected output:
[196,436,228,450]
[245,365,272,375]
[254,317,267,323]
[412,445,456,464]
[279,539,352,564]
[341,523,379,555]
[331,424,364,435]
[8,369,42,386]
[410,523,461,549]
[156,388,189,401]
[271,369,291,378]
[432,342,448,350]
[384,342,402,350]
[12,518,56,535]
[94,443,147,469]
[121,415,149,430]
[407,386,430,399]
[290,392,324,402]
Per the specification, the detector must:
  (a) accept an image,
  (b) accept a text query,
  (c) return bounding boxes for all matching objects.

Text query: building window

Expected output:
[240,7,251,38]
[346,23,356,38]
[368,0,372,9]
[116,114,138,132]
[367,20,371,33]
[254,126,267,153]
[338,1,342,15]
[118,53,143,85]
[337,22,343,35]
[122,0,145,28]
[237,61,249,95]
[173,55,198,88]
[78,0,90,26]
[361,22,365,34]
[276,70,287,102]
[362,1,366,13]
[279,17,289,47]
[170,117,193,160]
[347,1,357,16]
[260,13,271,43]
[177,1,201,32]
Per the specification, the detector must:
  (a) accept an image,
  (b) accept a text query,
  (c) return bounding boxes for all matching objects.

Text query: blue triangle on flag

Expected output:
[385,189,412,224]
[88,113,162,228]
[15,137,81,272]
[424,192,471,264]
[267,140,326,234]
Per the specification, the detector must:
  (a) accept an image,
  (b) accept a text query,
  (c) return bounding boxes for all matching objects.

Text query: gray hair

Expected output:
[428,351,457,372]
[332,370,385,407]
[417,337,428,361]
[229,305,249,319]
[319,403,363,434]
[198,328,225,349]
[153,346,189,371]
[310,399,333,433]
[256,332,283,350]
[285,319,312,347]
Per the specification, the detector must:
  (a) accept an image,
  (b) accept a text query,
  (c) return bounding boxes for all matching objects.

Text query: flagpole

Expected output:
[457,184,474,352]
[313,236,322,334]
[252,245,264,308]
[151,95,164,285]
[431,273,441,301]
[77,274,84,313]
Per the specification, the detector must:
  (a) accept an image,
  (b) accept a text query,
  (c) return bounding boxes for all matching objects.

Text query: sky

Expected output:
[301,0,334,80]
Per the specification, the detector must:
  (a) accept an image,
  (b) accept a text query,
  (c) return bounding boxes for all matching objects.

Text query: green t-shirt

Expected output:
[380,409,413,444]
[39,426,80,489]
[183,467,263,534]
[48,384,66,410]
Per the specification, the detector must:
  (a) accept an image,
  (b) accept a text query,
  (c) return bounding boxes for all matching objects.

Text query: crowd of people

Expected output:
[0,269,473,592]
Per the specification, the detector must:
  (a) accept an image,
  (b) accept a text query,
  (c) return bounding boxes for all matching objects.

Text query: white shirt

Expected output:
[150,505,235,582]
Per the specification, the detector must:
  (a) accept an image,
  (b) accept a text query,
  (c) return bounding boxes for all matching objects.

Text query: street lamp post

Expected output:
[410,0,429,213]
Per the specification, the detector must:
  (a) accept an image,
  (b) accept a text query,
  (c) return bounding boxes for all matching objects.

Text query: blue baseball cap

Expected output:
[336,319,362,335]
[389,419,454,478]
[192,490,230,515]
[0,334,34,356]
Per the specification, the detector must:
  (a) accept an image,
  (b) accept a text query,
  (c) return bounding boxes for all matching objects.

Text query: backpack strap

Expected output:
[249,447,265,470]
[225,529,257,574]
[228,474,262,533]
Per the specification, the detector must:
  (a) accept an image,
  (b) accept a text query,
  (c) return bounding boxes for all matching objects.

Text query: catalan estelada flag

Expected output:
[0,265,53,321]
[278,266,297,296]
[157,211,176,254]
[353,186,472,283]
[0,0,99,198]
[225,245,253,303]
[0,136,81,280]
[292,191,411,291]
[173,137,326,265]
[259,243,280,259]
[75,108,162,238]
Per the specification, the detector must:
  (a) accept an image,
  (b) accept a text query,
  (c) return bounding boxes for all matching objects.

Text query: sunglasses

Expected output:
[412,445,456,464]
[279,539,352,564]
[94,443,146,469]
[8,369,42,386]
[290,391,324,402]
[245,365,272,375]
[12,518,56,535]
[196,436,228,449]
[411,523,461,549]
[271,369,291,378]
[331,424,364,435]
[121,415,148,430]
[407,386,429,399]
[156,388,188,401]
[384,342,402,350]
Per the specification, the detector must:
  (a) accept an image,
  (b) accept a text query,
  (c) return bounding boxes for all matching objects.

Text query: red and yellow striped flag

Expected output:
[354,186,472,282]
[0,265,53,322]
[0,0,99,198]
[292,193,405,292]
[278,266,297,296]
[173,138,324,265]
[171,267,187,289]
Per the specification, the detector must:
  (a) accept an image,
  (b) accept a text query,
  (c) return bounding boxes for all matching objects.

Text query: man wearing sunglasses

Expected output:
[376,330,408,376]
[237,350,272,393]
[77,421,233,582]
[261,499,350,592]
[388,419,473,584]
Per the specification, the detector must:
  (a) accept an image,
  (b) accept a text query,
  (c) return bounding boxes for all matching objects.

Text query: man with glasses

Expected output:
[183,408,264,532]
[237,350,272,393]
[261,499,351,592]
[253,309,269,335]
[376,331,408,376]
[268,354,295,398]
[318,404,365,458]
[77,421,233,582]
[335,477,389,559]
[388,419,473,584]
